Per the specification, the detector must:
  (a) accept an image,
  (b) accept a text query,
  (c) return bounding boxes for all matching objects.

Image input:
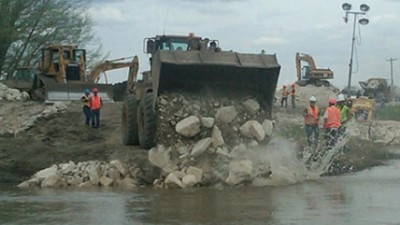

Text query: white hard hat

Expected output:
[309,96,317,102]
[337,94,345,102]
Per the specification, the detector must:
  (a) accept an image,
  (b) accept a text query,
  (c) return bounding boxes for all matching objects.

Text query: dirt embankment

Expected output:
[0,102,148,183]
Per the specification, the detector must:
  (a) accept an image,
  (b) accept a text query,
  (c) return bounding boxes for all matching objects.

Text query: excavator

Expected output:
[31,45,114,103]
[295,52,333,87]
[121,34,281,149]
[89,56,139,101]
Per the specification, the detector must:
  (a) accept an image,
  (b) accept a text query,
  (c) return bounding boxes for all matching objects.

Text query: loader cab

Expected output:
[144,35,218,54]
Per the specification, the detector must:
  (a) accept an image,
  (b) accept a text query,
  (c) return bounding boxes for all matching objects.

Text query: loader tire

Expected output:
[122,95,139,145]
[137,93,157,149]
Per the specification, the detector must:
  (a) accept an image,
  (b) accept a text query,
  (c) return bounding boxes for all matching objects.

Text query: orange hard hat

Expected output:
[92,87,98,93]
[291,83,295,87]
[329,98,336,104]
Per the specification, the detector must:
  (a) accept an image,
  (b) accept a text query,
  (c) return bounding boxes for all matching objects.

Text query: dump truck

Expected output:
[295,52,333,87]
[121,34,281,149]
[31,45,113,103]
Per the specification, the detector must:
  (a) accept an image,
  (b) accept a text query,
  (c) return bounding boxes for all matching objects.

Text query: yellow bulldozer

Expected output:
[121,34,281,149]
[31,45,114,103]
[295,52,333,87]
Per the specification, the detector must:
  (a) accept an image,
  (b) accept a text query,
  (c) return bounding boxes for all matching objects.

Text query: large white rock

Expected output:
[60,161,76,174]
[164,172,185,189]
[242,99,260,115]
[186,166,203,182]
[148,145,176,173]
[191,137,213,157]
[215,106,238,123]
[110,160,127,176]
[229,144,248,159]
[182,174,198,188]
[53,101,69,111]
[239,120,266,141]
[20,91,30,101]
[201,117,215,128]
[41,175,61,187]
[5,88,21,101]
[262,119,274,137]
[115,177,137,188]
[212,126,225,147]
[0,83,8,91]
[99,176,113,186]
[87,164,102,185]
[226,160,253,185]
[175,116,201,137]
[35,165,58,180]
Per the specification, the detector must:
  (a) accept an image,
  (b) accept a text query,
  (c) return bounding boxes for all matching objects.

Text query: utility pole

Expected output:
[387,57,397,88]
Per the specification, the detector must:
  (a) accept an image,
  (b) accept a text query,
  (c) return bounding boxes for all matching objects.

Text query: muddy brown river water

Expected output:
[1,161,400,225]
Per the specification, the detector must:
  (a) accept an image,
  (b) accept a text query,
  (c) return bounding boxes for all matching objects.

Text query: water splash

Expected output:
[247,134,348,186]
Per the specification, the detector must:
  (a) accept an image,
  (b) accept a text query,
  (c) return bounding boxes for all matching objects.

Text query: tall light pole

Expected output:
[387,57,397,88]
[342,3,370,95]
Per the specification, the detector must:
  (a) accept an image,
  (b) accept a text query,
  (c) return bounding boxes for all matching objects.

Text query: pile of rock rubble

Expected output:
[149,92,275,188]
[0,83,30,102]
[18,160,141,188]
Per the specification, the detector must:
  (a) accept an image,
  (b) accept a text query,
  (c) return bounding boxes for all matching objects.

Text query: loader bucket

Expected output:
[34,74,114,103]
[151,50,280,116]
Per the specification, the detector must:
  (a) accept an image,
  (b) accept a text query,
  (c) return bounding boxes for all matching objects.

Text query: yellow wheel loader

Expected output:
[121,34,281,149]
[31,45,114,103]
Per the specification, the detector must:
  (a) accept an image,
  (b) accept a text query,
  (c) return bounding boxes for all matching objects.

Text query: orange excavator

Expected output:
[295,52,333,87]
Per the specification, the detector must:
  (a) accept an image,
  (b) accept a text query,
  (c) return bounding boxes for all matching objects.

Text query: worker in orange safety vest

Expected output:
[303,96,319,148]
[290,83,296,109]
[281,85,288,108]
[89,87,103,129]
[81,89,91,126]
[323,98,341,150]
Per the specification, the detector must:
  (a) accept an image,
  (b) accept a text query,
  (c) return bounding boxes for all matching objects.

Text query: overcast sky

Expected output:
[88,0,400,89]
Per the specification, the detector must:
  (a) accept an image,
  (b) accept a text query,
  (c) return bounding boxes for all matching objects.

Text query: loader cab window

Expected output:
[63,50,71,60]
[74,49,86,62]
[159,38,189,51]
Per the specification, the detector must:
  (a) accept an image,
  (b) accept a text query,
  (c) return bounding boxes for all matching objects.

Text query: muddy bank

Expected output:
[0,102,150,183]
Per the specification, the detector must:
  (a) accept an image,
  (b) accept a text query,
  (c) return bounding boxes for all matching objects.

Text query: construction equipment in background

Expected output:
[0,66,37,92]
[359,78,391,101]
[121,34,281,149]
[347,97,375,122]
[295,52,333,87]
[89,56,139,101]
[31,45,113,103]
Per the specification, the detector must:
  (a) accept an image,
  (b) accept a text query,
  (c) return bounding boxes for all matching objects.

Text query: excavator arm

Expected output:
[89,56,138,83]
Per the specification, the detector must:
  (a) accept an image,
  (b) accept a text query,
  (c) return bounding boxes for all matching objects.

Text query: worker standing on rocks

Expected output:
[323,98,341,150]
[304,96,319,148]
[281,85,288,108]
[336,94,350,137]
[290,83,296,109]
[89,87,103,129]
[81,89,91,126]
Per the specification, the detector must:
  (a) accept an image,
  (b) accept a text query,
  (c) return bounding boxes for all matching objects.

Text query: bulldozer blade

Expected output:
[151,51,280,116]
[45,82,114,103]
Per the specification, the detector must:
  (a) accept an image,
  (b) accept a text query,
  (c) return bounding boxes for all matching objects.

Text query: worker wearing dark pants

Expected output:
[323,98,341,150]
[281,85,288,108]
[89,87,103,129]
[290,83,296,109]
[81,89,91,126]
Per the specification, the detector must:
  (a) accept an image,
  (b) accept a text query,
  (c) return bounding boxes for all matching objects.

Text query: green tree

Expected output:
[0,0,101,77]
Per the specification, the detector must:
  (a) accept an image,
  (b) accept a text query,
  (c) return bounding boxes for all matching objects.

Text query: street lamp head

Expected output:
[342,3,352,11]
[360,4,370,12]
[359,18,369,25]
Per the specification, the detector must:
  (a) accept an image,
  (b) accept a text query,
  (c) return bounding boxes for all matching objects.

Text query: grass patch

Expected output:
[375,105,400,121]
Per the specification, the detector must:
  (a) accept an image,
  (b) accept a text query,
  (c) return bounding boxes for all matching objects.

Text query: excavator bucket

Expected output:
[151,50,281,116]
[34,75,114,103]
